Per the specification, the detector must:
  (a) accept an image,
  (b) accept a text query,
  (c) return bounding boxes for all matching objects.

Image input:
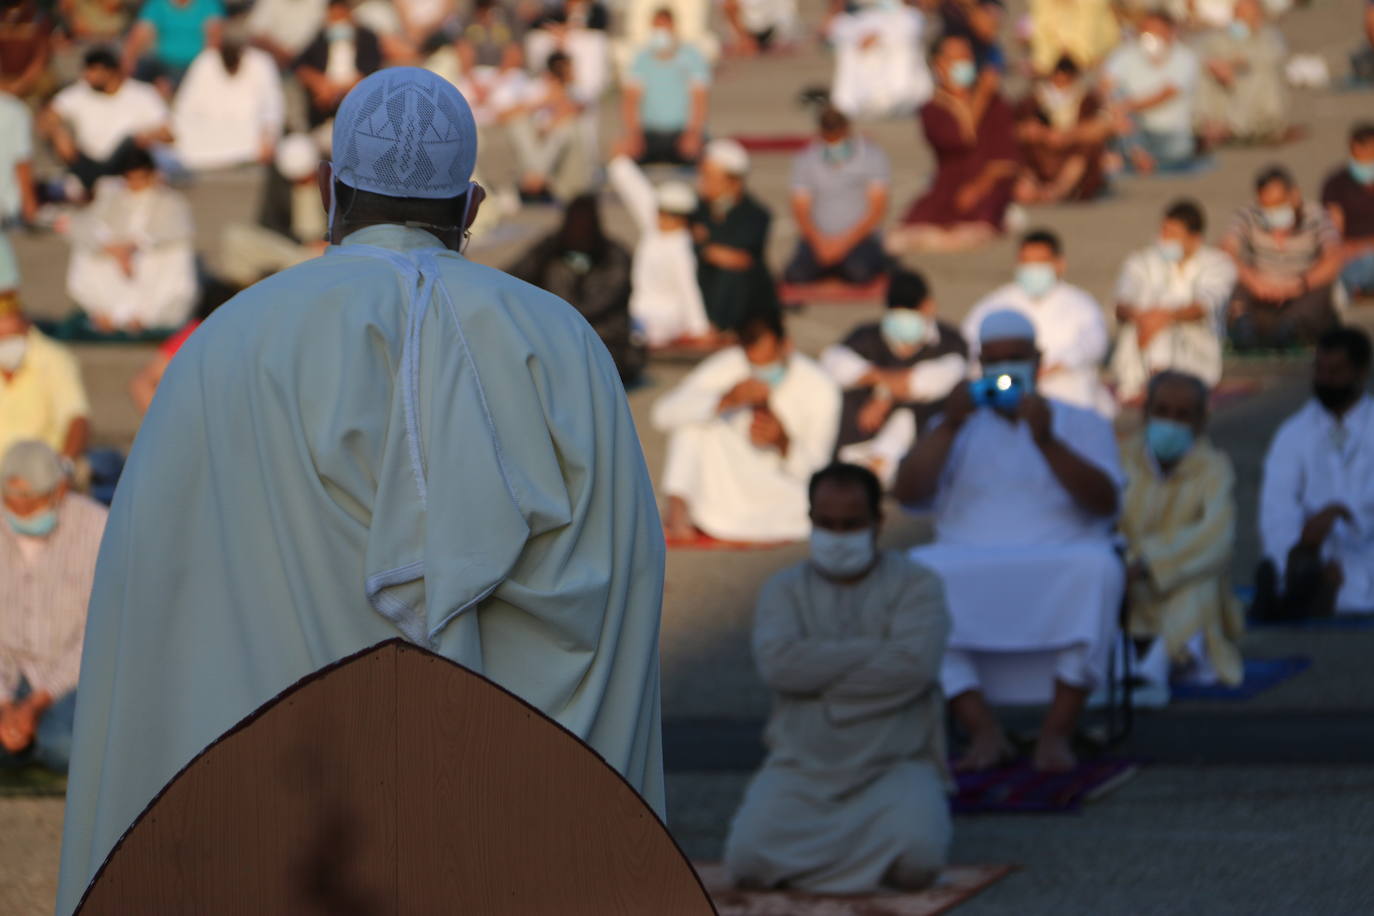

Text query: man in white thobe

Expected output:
[725,463,951,893]
[826,0,933,120]
[172,21,286,172]
[1111,199,1236,405]
[963,229,1114,417]
[897,310,1124,772]
[57,68,666,915]
[606,152,712,347]
[64,148,197,332]
[1257,327,1374,617]
[653,311,841,543]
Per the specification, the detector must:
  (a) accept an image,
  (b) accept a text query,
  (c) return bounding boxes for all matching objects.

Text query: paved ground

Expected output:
[6,0,1374,912]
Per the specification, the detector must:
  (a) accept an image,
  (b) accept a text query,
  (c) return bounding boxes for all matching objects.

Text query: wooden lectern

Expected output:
[75,639,716,915]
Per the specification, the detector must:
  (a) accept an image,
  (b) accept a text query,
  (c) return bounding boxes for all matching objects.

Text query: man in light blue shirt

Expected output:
[621,8,711,165]
[0,93,35,228]
[1103,10,1200,174]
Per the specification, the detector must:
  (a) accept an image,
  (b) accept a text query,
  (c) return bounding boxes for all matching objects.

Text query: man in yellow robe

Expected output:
[1120,371,1244,696]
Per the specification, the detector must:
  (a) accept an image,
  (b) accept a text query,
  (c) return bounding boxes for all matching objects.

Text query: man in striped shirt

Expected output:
[1223,164,1344,350]
[0,440,106,772]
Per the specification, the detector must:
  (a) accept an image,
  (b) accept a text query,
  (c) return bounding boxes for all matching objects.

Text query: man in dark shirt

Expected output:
[1322,122,1374,297]
[692,139,779,332]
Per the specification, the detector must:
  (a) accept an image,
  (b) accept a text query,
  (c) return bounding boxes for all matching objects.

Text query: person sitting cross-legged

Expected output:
[0,440,108,773]
[820,268,967,487]
[783,104,890,288]
[724,462,952,894]
[896,309,1124,772]
[692,139,780,332]
[1322,122,1374,299]
[653,311,841,543]
[1255,327,1374,618]
[1120,371,1244,700]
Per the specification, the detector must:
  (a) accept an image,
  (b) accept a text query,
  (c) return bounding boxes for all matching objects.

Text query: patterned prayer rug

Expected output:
[694,863,1016,916]
[951,756,1138,814]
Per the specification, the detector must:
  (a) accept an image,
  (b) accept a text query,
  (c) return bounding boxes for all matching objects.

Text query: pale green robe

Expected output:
[55,224,666,914]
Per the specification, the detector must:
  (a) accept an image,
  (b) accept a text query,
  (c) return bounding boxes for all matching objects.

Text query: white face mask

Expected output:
[810,527,876,579]
[0,334,27,372]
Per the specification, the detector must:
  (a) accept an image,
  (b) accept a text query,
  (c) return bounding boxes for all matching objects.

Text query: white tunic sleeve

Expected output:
[650,349,746,430]
[1259,416,1308,571]
[819,343,872,388]
[607,154,658,239]
[753,573,881,696]
[907,353,967,402]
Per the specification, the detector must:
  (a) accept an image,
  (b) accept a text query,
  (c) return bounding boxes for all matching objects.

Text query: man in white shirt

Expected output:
[606,151,711,347]
[820,268,967,487]
[897,310,1124,772]
[1102,10,1200,174]
[963,229,1113,416]
[1257,327,1374,617]
[654,310,842,543]
[1111,199,1237,405]
[172,19,285,172]
[65,148,197,333]
[247,0,328,66]
[0,440,107,773]
[40,47,171,192]
[826,0,932,120]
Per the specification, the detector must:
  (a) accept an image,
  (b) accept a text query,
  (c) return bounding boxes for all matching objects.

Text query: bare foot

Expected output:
[1128,147,1156,176]
[663,496,698,542]
[954,727,1015,772]
[1032,733,1078,772]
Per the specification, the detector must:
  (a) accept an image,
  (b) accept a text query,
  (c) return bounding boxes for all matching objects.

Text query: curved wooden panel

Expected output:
[76,639,715,915]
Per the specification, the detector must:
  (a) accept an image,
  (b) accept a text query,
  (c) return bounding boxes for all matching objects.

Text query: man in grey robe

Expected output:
[725,462,952,894]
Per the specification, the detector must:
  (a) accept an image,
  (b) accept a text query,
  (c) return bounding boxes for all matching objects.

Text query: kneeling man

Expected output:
[896,310,1124,772]
[653,312,841,542]
[725,462,952,893]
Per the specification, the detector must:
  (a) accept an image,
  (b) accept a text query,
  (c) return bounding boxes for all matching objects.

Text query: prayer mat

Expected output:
[731,135,813,154]
[34,312,174,344]
[1171,656,1312,701]
[779,276,889,306]
[665,529,797,551]
[951,756,1138,814]
[0,763,67,797]
[693,863,1016,916]
[1209,377,1262,409]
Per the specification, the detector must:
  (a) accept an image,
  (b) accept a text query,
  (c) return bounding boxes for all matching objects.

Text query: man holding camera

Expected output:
[894,309,1124,773]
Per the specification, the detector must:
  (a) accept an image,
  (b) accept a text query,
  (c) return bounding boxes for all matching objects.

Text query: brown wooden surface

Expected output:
[77,641,714,915]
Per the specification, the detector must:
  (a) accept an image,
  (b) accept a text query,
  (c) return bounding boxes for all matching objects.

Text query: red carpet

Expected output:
[665,529,797,551]
[694,863,1016,915]
[779,275,889,306]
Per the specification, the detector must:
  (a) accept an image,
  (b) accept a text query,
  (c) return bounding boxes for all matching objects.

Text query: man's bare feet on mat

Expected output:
[955,728,1016,772]
[1032,733,1078,772]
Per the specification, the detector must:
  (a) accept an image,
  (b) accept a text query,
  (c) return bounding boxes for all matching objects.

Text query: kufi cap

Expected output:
[704,139,750,177]
[331,67,478,199]
[275,133,321,182]
[1,440,64,495]
[978,308,1037,345]
[655,180,697,215]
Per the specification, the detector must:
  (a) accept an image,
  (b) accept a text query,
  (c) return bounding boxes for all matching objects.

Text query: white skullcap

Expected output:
[275,133,321,182]
[978,308,1037,345]
[655,180,697,215]
[704,138,750,177]
[331,67,478,199]
[1,440,64,495]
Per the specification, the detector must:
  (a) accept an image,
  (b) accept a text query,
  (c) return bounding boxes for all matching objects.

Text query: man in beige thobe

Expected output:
[725,462,952,894]
[1121,371,1244,696]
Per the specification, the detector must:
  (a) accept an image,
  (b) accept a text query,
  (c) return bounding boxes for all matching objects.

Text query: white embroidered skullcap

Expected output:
[331,67,478,199]
[655,180,697,215]
[704,138,750,177]
[1,440,65,495]
[274,133,321,182]
[978,308,1037,345]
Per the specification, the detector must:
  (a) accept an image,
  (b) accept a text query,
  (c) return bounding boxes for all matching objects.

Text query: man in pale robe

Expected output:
[1120,372,1244,697]
[56,68,666,915]
[897,310,1123,772]
[171,21,285,172]
[653,311,841,543]
[963,229,1114,418]
[1194,0,1289,146]
[826,2,933,121]
[725,462,951,893]
[64,149,197,333]
[1111,198,1237,405]
[1257,327,1374,617]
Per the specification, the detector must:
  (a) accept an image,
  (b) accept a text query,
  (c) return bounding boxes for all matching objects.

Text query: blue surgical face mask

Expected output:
[1228,21,1251,41]
[648,27,674,52]
[1015,262,1058,299]
[6,508,58,538]
[822,139,854,165]
[1262,205,1295,231]
[1157,239,1184,263]
[326,23,356,43]
[949,60,977,89]
[881,308,928,348]
[1350,159,1374,186]
[1145,418,1195,464]
[752,360,788,388]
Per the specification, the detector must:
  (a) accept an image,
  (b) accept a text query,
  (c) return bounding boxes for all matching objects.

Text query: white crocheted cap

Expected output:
[331,67,478,199]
